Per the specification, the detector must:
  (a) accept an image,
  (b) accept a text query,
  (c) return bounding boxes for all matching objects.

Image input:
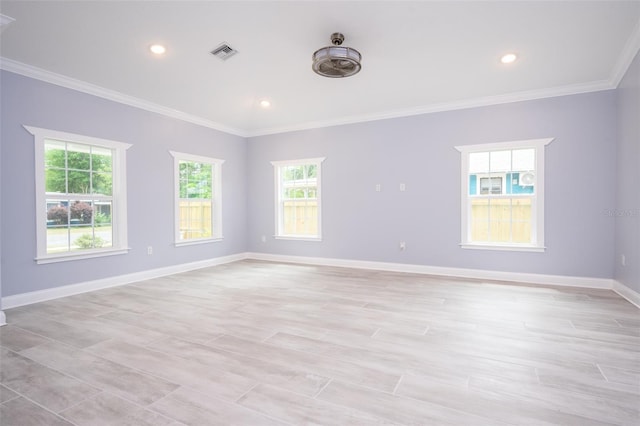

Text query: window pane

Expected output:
[94,201,112,227]
[44,140,66,168]
[46,199,112,253]
[66,144,91,170]
[71,229,110,251]
[512,149,534,171]
[307,164,317,178]
[179,200,212,240]
[45,169,67,193]
[47,201,69,226]
[490,150,511,172]
[480,177,502,195]
[470,199,489,242]
[179,161,190,181]
[511,198,532,243]
[197,164,212,198]
[489,198,512,242]
[179,161,213,199]
[67,171,91,193]
[92,172,112,195]
[284,166,303,182]
[92,147,113,172]
[469,152,489,173]
[282,200,318,236]
[47,227,70,254]
[511,172,535,194]
[46,199,69,253]
[70,200,94,225]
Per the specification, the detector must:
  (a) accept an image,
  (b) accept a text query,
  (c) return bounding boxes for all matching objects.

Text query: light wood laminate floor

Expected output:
[1,260,639,425]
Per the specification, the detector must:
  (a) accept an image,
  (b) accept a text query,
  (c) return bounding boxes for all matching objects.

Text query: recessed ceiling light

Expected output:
[500,53,518,64]
[149,44,167,55]
[260,100,271,108]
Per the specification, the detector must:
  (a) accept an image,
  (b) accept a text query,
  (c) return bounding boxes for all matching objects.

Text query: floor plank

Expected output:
[1,260,638,425]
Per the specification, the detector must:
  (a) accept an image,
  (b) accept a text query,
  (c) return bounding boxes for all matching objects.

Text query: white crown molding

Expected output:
[610,17,640,88]
[0,252,248,310]
[245,79,615,137]
[2,36,634,140]
[613,280,640,309]
[0,57,249,138]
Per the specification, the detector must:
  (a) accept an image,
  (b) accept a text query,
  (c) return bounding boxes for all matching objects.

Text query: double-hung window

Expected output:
[456,138,553,251]
[27,126,131,263]
[272,157,325,240]
[170,151,223,245]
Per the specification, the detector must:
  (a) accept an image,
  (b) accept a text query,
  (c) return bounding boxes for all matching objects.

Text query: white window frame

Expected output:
[455,138,553,252]
[271,157,325,241]
[26,125,131,264]
[170,151,224,246]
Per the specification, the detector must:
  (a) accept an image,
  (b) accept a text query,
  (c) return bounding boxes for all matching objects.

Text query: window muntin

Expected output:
[170,151,223,245]
[27,126,131,263]
[456,139,552,251]
[272,158,325,240]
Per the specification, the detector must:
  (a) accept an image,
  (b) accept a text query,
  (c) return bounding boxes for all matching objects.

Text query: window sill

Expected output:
[175,237,223,247]
[460,243,545,253]
[275,235,323,242]
[35,248,130,264]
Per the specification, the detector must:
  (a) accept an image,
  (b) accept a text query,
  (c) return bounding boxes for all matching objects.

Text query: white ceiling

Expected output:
[1,1,639,137]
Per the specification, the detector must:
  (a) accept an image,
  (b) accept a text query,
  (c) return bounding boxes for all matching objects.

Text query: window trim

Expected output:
[169,151,224,246]
[455,138,553,252]
[26,125,132,264]
[271,157,326,241]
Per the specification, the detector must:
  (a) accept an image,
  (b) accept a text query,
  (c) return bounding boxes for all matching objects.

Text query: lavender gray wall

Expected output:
[0,68,625,300]
[615,51,640,292]
[0,71,247,297]
[247,91,618,279]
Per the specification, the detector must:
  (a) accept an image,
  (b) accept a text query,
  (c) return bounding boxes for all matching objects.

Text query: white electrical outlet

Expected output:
[147,246,153,255]
[375,184,381,192]
[261,235,267,243]
[399,241,406,251]
[399,183,406,191]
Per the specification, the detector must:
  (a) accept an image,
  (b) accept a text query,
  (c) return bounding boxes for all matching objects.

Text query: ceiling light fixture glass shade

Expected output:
[312,33,362,78]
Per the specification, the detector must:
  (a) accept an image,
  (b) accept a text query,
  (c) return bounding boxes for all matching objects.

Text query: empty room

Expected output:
[0,1,639,425]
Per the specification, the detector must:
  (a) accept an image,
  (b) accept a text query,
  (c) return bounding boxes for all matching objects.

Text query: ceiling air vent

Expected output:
[211,43,238,61]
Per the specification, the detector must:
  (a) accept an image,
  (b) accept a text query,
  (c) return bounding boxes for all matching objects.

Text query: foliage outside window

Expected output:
[456,138,553,251]
[27,126,131,263]
[170,151,223,245]
[272,157,325,240]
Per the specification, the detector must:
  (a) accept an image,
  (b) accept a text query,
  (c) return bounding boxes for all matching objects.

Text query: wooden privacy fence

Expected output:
[282,201,318,235]
[470,198,532,243]
[280,199,531,242]
[177,198,531,242]
[179,201,212,239]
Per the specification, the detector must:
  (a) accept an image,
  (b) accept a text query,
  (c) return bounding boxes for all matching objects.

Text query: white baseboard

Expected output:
[246,252,614,290]
[612,280,640,309]
[3,251,635,311]
[1,252,248,310]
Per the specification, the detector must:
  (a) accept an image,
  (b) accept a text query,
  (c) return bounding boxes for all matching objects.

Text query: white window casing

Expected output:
[455,138,553,252]
[271,157,325,241]
[170,151,224,246]
[26,125,131,264]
